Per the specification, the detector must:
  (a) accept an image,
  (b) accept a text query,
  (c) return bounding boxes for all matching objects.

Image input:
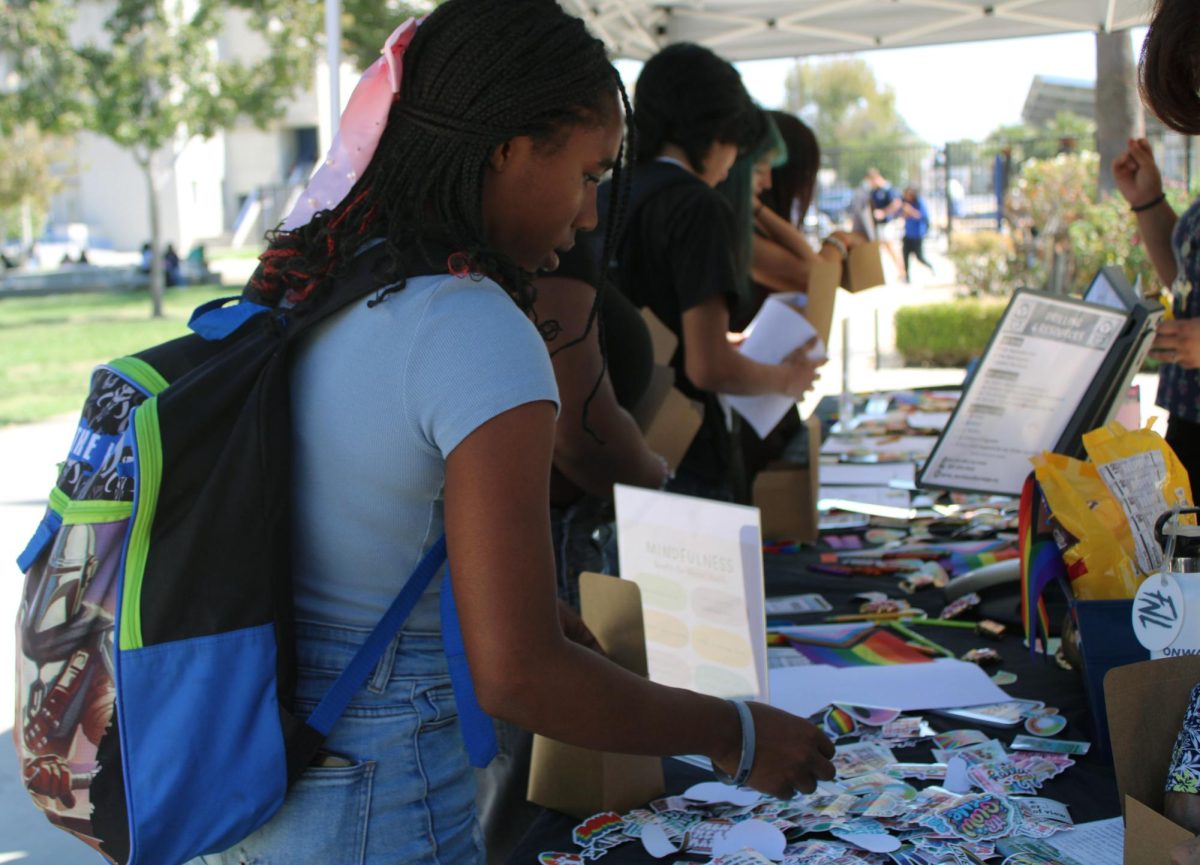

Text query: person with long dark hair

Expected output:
[1113,0,1200,504]
[1114,5,1200,856]
[196,4,834,863]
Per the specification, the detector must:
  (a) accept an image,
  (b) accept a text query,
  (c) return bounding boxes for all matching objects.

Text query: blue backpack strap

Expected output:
[441,565,499,768]
[188,297,272,341]
[306,535,448,736]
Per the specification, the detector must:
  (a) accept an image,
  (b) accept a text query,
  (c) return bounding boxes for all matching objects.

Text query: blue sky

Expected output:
[617,28,1150,146]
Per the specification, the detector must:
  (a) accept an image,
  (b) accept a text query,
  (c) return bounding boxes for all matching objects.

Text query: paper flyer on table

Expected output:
[720,295,826,438]
[614,484,767,701]
[768,659,1011,718]
[820,462,916,487]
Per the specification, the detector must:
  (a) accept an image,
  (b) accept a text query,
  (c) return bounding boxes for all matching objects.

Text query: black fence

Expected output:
[811,133,1197,241]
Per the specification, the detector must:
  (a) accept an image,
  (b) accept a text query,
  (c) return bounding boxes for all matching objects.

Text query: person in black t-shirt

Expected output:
[604,44,823,501]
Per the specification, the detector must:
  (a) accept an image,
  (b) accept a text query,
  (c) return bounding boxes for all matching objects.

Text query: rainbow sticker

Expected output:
[836,703,902,726]
[824,705,860,738]
[572,811,624,847]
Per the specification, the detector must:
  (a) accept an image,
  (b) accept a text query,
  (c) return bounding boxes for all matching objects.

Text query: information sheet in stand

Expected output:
[614,484,766,701]
[920,292,1125,495]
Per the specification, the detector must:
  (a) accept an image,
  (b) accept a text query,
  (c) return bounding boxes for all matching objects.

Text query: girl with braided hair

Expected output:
[200,4,834,863]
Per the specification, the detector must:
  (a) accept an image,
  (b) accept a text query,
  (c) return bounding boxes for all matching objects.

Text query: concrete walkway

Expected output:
[0,238,1161,862]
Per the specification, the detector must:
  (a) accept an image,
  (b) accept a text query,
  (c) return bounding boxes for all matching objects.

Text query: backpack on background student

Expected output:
[13,249,492,865]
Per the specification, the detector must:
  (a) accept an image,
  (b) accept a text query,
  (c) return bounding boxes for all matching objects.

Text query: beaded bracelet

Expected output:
[822,235,848,260]
[712,699,756,787]
[1132,192,1166,213]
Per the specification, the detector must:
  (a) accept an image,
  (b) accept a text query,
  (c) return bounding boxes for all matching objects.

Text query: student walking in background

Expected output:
[900,186,934,283]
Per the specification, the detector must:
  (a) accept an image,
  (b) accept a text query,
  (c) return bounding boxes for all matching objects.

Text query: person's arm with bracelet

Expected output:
[1114,137,1179,285]
[681,294,821,398]
[1113,137,1200,368]
[445,401,835,800]
[534,275,669,495]
[750,200,862,294]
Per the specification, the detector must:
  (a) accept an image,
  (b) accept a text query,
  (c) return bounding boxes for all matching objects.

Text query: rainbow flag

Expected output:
[773,623,934,667]
[1019,475,1061,656]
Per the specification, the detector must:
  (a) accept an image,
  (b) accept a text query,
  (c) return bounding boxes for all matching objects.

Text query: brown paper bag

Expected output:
[803,263,840,346]
[1104,655,1200,863]
[527,573,665,818]
[630,308,704,471]
[751,414,822,543]
[842,242,886,293]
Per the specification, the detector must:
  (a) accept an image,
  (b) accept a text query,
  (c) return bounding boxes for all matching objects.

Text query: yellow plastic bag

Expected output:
[1032,420,1193,600]
[1032,451,1142,600]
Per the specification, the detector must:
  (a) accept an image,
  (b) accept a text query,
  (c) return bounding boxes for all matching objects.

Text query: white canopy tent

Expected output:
[556,0,1152,61]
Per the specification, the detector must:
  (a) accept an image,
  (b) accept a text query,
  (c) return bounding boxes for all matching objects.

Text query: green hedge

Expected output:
[894,300,1007,367]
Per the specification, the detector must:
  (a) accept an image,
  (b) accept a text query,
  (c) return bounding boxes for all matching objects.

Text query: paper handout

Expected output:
[615,484,767,701]
[721,296,825,438]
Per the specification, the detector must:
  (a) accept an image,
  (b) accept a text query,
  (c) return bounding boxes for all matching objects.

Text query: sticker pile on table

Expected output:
[539,703,1090,865]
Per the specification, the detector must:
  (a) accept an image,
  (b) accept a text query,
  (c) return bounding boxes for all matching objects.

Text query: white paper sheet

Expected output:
[820,463,917,486]
[721,296,825,438]
[818,486,913,512]
[768,659,1012,719]
[615,484,767,701]
[820,435,937,459]
[1044,817,1123,864]
[906,411,951,432]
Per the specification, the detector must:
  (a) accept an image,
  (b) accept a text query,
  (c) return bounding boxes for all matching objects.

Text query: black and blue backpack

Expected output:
[14,249,495,864]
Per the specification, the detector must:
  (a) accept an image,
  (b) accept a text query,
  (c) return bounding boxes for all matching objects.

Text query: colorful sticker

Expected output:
[835,703,903,726]
[539,854,584,865]
[886,762,948,781]
[923,793,1018,841]
[991,670,1019,686]
[833,741,898,779]
[932,739,1009,766]
[683,819,735,856]
[1009,735,1090,756]
[932,729,992,750]
[841,772,919,801]
[572,811,624,848]
[824,705,860,738]
[1024,714,1067,737]
[941,592,982,619]
[967,760,1043,796]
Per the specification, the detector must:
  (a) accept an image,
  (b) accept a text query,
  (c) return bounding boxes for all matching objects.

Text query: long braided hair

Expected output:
[247,0,632,333]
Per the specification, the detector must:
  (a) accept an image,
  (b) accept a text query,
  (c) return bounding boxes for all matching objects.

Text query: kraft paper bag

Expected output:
[752,414,822,544]
[630,308,703,471]
[843,242,886,293]
[527,573,665,818]
[805,261,841,345]
[1104,655,1200,863]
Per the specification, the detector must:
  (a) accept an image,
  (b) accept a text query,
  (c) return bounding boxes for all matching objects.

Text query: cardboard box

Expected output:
[630,308,703,471]
[1105,655,1200,863]
[527,573,665,818]
[751,414,822,543]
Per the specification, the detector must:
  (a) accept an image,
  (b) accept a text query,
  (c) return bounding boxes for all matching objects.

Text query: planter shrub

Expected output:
[895,299,1007,367]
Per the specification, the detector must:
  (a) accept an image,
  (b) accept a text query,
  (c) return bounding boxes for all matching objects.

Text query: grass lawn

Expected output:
[0,285,230,426]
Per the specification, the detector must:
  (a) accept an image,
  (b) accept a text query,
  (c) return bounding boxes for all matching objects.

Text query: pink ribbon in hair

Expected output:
[281,18,420,231]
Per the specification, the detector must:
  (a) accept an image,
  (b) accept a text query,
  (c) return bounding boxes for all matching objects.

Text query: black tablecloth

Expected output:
[506,550,1120,864]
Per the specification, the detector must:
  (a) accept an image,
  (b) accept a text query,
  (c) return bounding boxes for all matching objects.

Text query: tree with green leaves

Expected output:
[784,58,921,187]
[0,121,67,252]
[340,0,436,72]
[0,0,323,316]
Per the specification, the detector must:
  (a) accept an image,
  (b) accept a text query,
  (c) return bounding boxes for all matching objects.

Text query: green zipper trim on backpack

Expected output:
[108,356,170,395]
[50,488,133,524]
[120,399,163,650]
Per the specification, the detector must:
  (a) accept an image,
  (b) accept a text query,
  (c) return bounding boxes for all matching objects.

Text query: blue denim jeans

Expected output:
[195,620,483,865]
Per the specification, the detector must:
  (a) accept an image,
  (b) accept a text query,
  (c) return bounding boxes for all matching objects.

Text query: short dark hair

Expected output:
[761,111,820,225]
[249,0,629,319]
[1139,0,1200,135]
[633,43,758,174]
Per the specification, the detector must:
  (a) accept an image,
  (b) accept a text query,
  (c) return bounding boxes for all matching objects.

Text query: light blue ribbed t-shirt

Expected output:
[289,271,559,633]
